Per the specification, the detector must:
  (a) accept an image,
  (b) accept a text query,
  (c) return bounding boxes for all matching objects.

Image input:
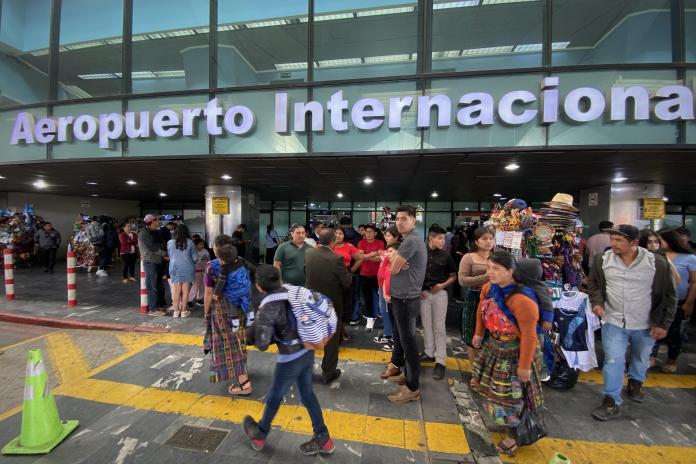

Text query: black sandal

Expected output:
[496,439,518,457]
[228,379,253,396]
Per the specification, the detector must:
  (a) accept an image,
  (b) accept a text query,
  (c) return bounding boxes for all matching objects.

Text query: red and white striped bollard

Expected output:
[4,248,14,301]
[139,259,148,313]
[67,245,77,307]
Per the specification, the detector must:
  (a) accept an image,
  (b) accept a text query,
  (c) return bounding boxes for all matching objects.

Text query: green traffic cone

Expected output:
[2,349,79,454]
[549,452,571,464]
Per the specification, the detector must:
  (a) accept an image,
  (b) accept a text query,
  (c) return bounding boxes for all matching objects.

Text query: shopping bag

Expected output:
[515,382,547,446]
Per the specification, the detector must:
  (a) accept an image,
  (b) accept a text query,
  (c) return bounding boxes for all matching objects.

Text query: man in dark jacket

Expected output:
[587,224,677,421]
[35,222,61,273]
[305,229,352,384]
[243,265,335,457]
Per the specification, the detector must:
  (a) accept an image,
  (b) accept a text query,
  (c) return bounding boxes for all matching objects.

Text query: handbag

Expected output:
[515,382,547,446]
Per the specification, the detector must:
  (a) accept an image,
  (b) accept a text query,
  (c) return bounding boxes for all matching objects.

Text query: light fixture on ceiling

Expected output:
[505,162,519,171]
[500,197,508,200]
[126,180,137,185]
[310,203,315,207]
[431,191,439,198]
[337,192,344,198]
[33,179,47,189]
[159,192,167,197]
[493,193,502,197]
[221,174,232,180]
[363,177,374,185]
[0,175,5,179]
[91,194,99,197]
[663,196,669,202]
[86,181,98,185]
[612,176,628,183]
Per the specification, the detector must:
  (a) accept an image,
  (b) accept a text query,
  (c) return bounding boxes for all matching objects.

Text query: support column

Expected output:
[204,185,259,249]
[580,183,664,234]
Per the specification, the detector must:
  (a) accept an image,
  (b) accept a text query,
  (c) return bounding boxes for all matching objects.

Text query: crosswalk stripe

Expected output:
[45,332,91,384]
[127,332,696,389]
[55,377,470,455]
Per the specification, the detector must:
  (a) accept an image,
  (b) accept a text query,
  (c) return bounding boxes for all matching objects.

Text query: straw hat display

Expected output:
[538,193,579,233]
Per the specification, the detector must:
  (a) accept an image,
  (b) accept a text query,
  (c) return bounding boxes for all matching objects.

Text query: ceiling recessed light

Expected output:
[493,193,502,197]
[363,177,373,185]
[500,197,508,200]
[613,176,628,183]
[221,174,232,180]
[91,194,99,197]
[33,180,47,189]
[505,162,519,171]
[0,175,6,179]
[431,191,439,198]
[336,192,344,198]
[126,180,137,185]
[86,181,98,185]
[159,192,167,197]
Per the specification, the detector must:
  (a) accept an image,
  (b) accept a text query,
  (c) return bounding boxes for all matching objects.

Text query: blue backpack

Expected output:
[260,284,337,350]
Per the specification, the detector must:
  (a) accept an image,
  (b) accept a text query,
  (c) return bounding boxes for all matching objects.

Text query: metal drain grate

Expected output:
[164,425,229,453]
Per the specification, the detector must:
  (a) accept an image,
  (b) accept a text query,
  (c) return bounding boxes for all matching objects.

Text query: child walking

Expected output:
[243,264,335,456]
[189,237,210,307]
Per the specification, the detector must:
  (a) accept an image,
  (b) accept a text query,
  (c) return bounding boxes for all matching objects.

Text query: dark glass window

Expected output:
[217,1,308,87]
[0,0,51,107]
[313,1,418,80]
[686,0,696,62]
[552,0,672,65]
[58,0,123,100]
[132,0,210,93]
[431,0,543,72]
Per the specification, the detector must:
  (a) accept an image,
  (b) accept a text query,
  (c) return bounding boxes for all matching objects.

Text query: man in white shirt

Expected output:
[587,225,677,421]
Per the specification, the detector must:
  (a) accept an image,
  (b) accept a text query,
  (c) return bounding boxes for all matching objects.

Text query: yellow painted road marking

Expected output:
[0,334,48,351]
[115,333,158,353]
[45,332,91,384]
[140,333,696,389]
[0,405,23,422]
[494,434,696,464]
[55,377,469,455]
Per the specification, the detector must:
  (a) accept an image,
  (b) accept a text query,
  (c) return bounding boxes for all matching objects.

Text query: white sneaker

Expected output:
[365,317,376,331]
[96,270,107,277]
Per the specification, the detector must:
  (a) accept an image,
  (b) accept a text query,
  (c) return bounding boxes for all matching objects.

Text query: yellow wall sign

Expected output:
[212,197,229,215]
[642,198,665,220]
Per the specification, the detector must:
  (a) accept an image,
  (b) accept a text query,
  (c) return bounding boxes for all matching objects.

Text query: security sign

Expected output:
[212,197,229,215]
[642,198,665,220]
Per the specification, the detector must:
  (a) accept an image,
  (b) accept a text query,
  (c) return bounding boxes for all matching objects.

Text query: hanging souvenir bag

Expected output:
[515,382,547,446]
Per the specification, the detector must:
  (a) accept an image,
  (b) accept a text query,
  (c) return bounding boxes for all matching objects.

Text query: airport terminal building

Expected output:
[1,0,696,249]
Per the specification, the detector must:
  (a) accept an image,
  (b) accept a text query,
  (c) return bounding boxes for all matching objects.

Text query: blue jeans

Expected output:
[378,288,393,337]
[144,262,165,310]
[601,323,655,405]
[351,274,361,321]
[258,350,328,440]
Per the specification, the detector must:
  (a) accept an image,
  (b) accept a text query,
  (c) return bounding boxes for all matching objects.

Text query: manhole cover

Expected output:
[164,425,228,453]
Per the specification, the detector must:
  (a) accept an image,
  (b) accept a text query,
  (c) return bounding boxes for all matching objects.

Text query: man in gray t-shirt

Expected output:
[391,229,427,299]
[386,205,427,404]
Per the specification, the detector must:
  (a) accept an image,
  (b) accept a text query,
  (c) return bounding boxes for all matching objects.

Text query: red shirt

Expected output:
[333,242,359,268]
[358,239,384,277]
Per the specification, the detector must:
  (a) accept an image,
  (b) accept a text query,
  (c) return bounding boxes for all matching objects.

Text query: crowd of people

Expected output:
[29,206,694,458]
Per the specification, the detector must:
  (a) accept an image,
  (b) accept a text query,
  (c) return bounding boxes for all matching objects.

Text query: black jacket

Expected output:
[247,288,304,355]
[304,246,352,316]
